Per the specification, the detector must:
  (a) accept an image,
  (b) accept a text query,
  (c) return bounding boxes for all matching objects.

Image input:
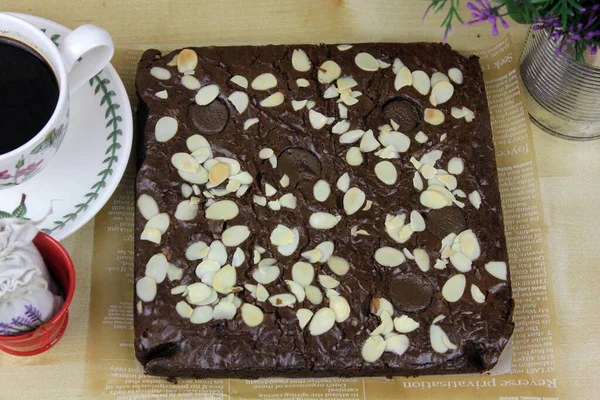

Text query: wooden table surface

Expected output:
[1,1,599,399]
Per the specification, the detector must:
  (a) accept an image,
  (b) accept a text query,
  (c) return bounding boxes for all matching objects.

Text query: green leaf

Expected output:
[101,78,110,86]
[95,84,102,95]
[12,203,27,218]
[0,211,13,219]
[15,158,24,169]
[104,103,121,118]
[85,192,99,200]
[89,77,95,87]
[63,213,78,222]
[75,203,89,212]
[102,155,119,164]
[91,181,107,190]
[105,116,123,128]
[41,228,52,234]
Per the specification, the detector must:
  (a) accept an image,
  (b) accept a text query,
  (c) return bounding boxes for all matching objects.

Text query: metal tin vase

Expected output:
[520,28,600,140]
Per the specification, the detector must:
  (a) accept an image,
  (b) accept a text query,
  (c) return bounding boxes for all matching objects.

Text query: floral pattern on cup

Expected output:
[0,158,45,188]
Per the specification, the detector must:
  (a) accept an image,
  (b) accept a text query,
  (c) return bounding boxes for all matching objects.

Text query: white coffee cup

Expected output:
[0,13,114,189]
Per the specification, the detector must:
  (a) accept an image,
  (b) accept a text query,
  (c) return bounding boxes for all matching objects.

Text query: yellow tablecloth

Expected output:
[1,1,599,399]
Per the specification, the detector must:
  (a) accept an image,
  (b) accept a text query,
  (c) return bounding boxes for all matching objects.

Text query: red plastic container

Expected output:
[0,232,75,356]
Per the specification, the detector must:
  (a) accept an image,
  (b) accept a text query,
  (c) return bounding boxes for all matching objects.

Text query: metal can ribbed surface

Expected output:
[520,28,600,140]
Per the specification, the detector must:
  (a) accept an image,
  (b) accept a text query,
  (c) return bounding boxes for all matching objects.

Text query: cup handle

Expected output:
[58,24,114,94]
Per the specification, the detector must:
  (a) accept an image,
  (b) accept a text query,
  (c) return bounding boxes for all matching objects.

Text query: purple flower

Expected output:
[0,170,10,180]
[467,0,509,36]
[25,304,44,324]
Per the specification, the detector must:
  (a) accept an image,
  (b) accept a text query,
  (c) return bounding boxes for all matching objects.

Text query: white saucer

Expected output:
[0,13,133,241]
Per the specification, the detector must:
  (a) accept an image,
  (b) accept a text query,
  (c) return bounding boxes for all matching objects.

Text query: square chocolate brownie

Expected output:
[134,43,514,378]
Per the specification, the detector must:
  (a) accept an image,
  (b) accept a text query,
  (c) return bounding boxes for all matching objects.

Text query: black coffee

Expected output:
[0,37,59,155]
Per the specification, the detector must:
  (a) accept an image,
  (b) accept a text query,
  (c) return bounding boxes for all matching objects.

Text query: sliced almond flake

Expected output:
[355,52,380,71]
[292,48,311,72]
[208,162,231,185]
[256,284,269,302]
[412,70,431,95]
[402,248,414,260]
[292,261,315,287]
[207,240,228,266]
[420,189,451,209]
[318,274,340,289]
[343,187,366,215]
[182,75,201,90]
[172,153,199,174]
[155,90,168,99]
[155,116,178,143]
[150,67,170,80]
[166,54,178,66]
[253,195,267,206]
[309,109,328,129]
[230,75,248,89]
[340,129,365,144]
[187,133,211,151]
[177,49,198,73]
[412,248,430,272]
[394,67,414,91]
[185,241,209,261]
[277,228,299,256]
[226,180,241,193]
[449,251,472,273]
[372,310,394,336]
[171,285,188,296]
[412,132,426,145]
[137,194,159,220]
[374,247,406,267]
[222,225,251,247]
[296,78,310,88]
[363,200,373,211]
[205,200,239,221]
[430,71,450,87]
[279,174,290,188]
[236,184,250,197]
[244,118,259,130]
[375,145,400,159]
[394,315,420,333]
[145,253,168,283]
[297,308,314,329]
[374,161,397,185]
[370,297,394,317]
[174,199,199,221]
[337,77,358,91]
[360,129,381,152]
[340,93,359,106]
[213,300,237,320]
[454,199,466,208]
[385,334,410,356]
[424,108,445,125]
[464,108,476,122]
[362,335,386,362]
[329,296,350,323]
[471,284,486,303]
[279,193,297,209]
[318,60,342,84]
[270,224,296,246]
[176,301,194,319]
[268,200,281,211]
[431,81,454,105]
[252,250,261,264]
[228,91,249,114]
[325,289,339,299]
[458,229,481,260]
[378,59,391,69]
[264,183,277,197]
[268,154,277,168]
[451,106,468,119]
[229,171,253,185]
[379,131,411,153]
[430,318,456,353]
[232,247,245,267]
[300,249,322,264]
[469,190,482,209]
[327,256,350,276]
[323,85,340,99]
[286,280,306,302]
[336,173,350,192]
[412,171,424,191]
[251,73,277,90]
[409,210,426,232]
[241,303,264,327]
[448,67,463,84]
[291,100,307,111]
[309,212,341,230]
[190,305,213,324]
[332,120,350,134]
[309,307,336,336]
[392,58,405,74]
[187,282,213,304]
[346,147,363,166]
[337,44,353,51]
[252,264,280,285]
[453,189,466,198]
[260,92,284,107]
[167,263,183,281]
[485,261,508,281]
[195,84,220,106]
[442,274,466,302]
[420,164,437,180]
[316,241,335,263]
[338,103,348,119]
[268,293,296,307]
[306,100,316,109]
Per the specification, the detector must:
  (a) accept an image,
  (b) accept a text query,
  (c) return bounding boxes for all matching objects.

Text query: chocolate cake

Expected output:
[134,43,514,378]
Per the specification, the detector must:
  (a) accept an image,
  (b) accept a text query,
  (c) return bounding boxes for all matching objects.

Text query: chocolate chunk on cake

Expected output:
[134,43,514,378]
